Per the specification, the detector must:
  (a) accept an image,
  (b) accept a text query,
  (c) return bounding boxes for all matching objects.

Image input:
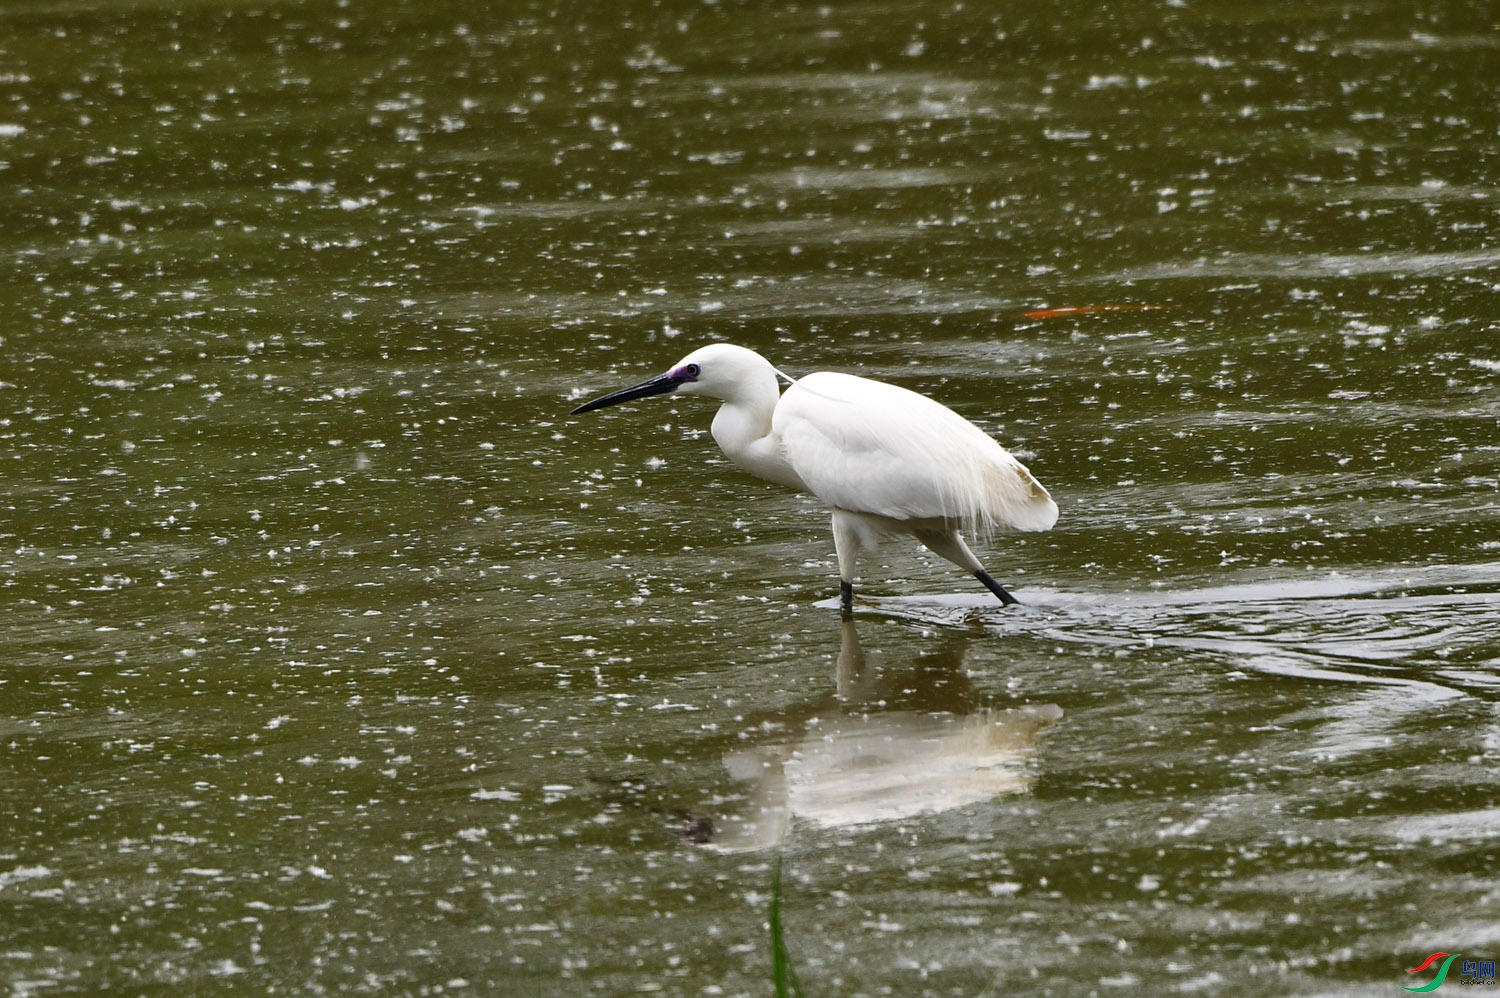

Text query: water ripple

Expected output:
[853,563,1500,700]
[1107,247,1500,282]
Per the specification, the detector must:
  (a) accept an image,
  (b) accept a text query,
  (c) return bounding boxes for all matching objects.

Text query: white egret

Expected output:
[570,343,1057,612]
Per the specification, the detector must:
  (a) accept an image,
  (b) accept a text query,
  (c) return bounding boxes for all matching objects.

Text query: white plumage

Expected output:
[776,371,1057,534]
[571,343,1057,610]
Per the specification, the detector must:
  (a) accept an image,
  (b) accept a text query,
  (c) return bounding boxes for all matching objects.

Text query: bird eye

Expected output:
[685,364,701,377]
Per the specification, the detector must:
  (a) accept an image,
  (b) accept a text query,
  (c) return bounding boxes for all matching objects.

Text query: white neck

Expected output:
[709,377,807,492]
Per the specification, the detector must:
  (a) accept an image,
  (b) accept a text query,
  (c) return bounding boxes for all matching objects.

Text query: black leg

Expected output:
[839,579,854,615]
[975,570,1021,606]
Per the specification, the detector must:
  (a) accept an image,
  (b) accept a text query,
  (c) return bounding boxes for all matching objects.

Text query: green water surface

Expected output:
[2,1,1499,994]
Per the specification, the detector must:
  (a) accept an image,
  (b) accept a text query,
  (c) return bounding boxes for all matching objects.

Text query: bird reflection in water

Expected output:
[702,620,1062,852]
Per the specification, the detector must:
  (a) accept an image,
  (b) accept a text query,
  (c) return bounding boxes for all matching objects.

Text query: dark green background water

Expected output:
[3,1,1498,994]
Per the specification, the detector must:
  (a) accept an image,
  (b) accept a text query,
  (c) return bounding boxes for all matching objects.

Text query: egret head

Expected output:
[570,343,779,414]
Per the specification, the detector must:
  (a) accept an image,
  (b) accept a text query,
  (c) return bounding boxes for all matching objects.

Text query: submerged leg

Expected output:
[914,527,1022,607]
[975,569,1021,606]
[830,510,879,615]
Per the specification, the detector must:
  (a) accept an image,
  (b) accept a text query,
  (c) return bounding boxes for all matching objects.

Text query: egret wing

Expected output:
[774,372,1057,534]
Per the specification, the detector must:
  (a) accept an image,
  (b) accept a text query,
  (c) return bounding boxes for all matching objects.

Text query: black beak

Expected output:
[570,373,685,415]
